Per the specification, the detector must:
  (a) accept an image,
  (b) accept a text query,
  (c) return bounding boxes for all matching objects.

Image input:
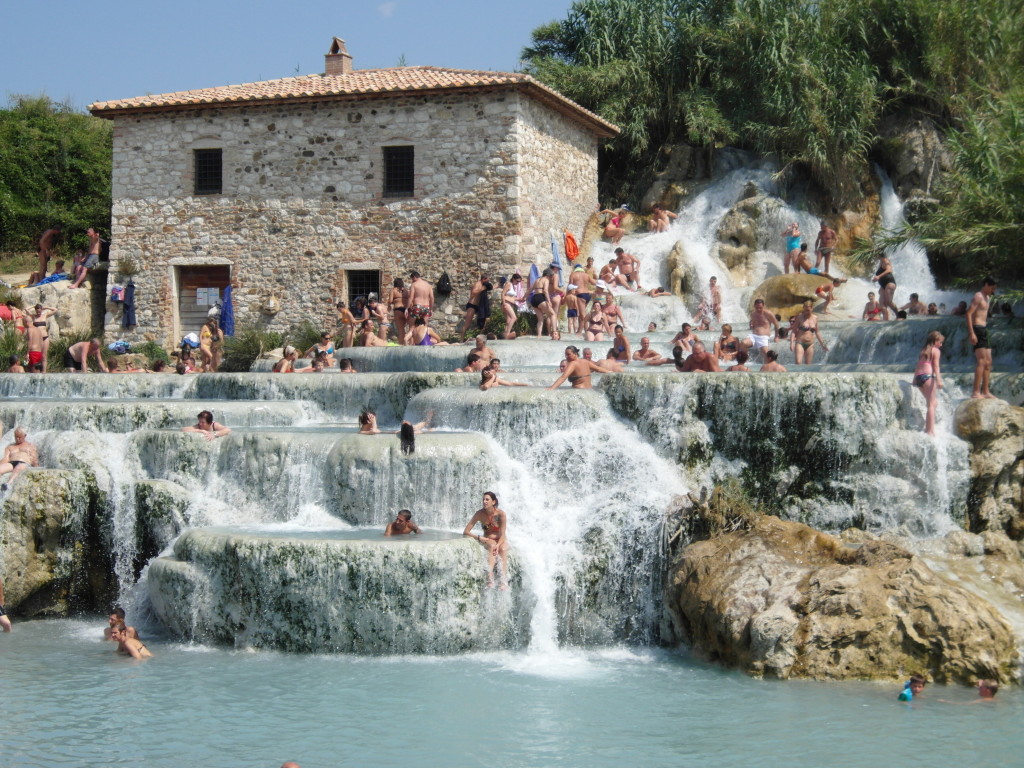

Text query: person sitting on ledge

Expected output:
[385,509,422,536]
[182,410,231,441]
[358,410,381,435]
[337,357,357,373]
[728,349,752,372]
[456,352,487,374]
[357,319,388,347]
[110,622,152,659]
[7,355,24,373]
[409,317,446,346]
[676,341,721,372]
[480,362,527,391]
[0,427,39,491]
[759,349,787,372]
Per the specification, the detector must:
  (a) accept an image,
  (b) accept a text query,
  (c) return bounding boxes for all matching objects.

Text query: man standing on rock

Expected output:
[26,304,56,373]
[407,271,434,325]
[740,298,779,362]
[967,275,998,399]
[614,248,643,292]
[36,225,62,280]
[456,273,491,340]
[814,220,838,274]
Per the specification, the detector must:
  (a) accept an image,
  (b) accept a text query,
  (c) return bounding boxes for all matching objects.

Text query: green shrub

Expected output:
[285,320,325,357]
[220,325,283,372]
[0,325,26,366]
[132,340,171,367]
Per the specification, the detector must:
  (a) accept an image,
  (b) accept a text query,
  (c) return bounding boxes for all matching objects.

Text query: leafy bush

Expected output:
[0,326,26,366]
[220,326,284,372]
[284,320,324,357]
[132,340,171,367]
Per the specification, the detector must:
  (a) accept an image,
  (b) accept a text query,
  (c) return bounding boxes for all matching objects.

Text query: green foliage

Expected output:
[524,0,1024,278]
[133,341,172,367]
[0,326,27,366]
[285,320,325,357]
[220,325,284,372]
[0,96,112,254]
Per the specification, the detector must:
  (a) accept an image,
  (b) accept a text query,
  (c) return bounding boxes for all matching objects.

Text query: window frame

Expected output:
[193,148,223,196]
[382,145,415,199]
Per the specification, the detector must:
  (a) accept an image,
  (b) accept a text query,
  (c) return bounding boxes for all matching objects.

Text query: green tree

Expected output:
[0,96,112,254]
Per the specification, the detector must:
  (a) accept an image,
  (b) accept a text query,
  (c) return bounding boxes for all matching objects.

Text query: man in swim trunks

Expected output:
[407,271,434,323]
[64,338,108,373]
[0,427,39,489]
[385,509,422,536]
[740,299,780,362]
[614,248,643,292]
[0,577,11,630]
[26,304,56,372]
[814,220,838,273]
[182,410,232,441]
[967,275,998,399]
[678,341,721,372]
[457,273,491,340]
[468,335,495,365]
[708,276,722,320]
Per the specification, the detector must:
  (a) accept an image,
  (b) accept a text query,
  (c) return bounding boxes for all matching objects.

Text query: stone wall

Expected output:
[105,89,600,344]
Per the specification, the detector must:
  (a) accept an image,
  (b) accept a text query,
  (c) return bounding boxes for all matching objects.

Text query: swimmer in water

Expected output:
[110,622,152,659]
[385,509,422,536]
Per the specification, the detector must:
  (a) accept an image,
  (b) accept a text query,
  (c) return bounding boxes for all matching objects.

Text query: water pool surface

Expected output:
[4,620,1021,768]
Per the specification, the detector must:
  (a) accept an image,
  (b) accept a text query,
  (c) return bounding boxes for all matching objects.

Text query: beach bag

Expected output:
[436,271,453,295]
[110,285,124,302]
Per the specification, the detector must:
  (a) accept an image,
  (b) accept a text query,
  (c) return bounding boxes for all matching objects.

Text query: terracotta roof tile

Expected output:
[89,66,618,137]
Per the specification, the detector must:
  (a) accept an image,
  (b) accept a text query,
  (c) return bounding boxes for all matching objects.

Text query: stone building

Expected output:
[89,39,617,344]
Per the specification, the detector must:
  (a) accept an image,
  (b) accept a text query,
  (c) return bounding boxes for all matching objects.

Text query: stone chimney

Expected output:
[325,38,353,76]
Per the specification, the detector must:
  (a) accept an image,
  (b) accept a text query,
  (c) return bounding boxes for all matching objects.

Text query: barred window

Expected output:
[382,146,414,198]
[194,149,223,195]
[347,270,381,303]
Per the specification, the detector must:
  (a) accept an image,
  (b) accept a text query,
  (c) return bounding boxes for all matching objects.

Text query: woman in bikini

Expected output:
[670,323,698,355]
[862,291,885,321]
[502,274,523,339]
[548,346,602,389]
[600,208,626,244]
[388,278,408,345]
[791,301,828,365]
[304,333,336,366]
[463,491,510,589]
[913,331,944,436]
[583,299,607,342]
[713,324,740,363]
[528,268,557,338]
[110,623,152,659]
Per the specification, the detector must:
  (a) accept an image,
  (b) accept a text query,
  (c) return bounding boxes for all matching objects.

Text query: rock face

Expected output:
[714,182,763,282]
[17,274,106,337]
[666,517,1018,682]
[877,111,951,203]
[955,399,1024,540]
[0,469,113,615]
[751,273,831,317]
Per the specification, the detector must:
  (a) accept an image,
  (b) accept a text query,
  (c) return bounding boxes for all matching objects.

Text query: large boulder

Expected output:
[641,143,710,213]
[955,399,1024,539]
[17,269,107,336]
[751,274,831,318]
[0,469,113,615]
[666,516,1018,682]
[714,181,764,283]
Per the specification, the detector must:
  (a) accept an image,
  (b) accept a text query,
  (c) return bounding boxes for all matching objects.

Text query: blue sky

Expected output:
[2,0,571,111]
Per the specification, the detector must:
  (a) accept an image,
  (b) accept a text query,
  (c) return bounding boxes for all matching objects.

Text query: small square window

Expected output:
[194,149,223,195]
[347,269,381,302]
[382,146,414,198]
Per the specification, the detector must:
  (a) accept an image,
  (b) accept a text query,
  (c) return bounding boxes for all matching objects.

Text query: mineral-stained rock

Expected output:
[0,469,113,615]
[751,274,831,318]
[666,516,1018,682]
[876,111,952,202]
[955,399,1024,539]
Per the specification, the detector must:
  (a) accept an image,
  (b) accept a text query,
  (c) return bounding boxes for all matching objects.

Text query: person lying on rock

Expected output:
[385,510,422,536]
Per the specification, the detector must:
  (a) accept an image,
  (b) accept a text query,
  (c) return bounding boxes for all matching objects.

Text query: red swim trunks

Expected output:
[28,350,43,365]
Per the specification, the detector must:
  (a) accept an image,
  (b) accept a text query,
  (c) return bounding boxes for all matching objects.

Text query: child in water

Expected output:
[898,674,927,701]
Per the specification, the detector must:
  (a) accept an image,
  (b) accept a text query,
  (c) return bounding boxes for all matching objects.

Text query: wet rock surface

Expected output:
[666,516,1018,682]
[955,398,1024,540]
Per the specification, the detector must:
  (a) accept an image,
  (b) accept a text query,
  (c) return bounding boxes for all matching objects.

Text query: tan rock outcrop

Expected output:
[666,516,1018,682]
[955,399,1024,540]
[751,274,831,318]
